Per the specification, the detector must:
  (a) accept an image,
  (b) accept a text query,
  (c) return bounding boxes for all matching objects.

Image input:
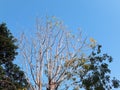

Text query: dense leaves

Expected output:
[0,23,28,89]
[0,23,18,64]
[69,45,120,90]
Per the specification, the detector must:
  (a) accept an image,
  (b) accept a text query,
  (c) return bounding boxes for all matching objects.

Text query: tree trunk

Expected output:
[47,82,57,90]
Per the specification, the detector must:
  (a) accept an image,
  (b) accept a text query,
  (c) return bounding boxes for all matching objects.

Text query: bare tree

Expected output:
[19,17,92,90]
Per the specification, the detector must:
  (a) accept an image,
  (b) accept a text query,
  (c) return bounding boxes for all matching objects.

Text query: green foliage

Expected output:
[0,23,28,89]
[0,23,18,64]
[65,45,120,90]
[81,45,120,90]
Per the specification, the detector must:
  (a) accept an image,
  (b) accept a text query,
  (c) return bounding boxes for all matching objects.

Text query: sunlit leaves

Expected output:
[82,64,90,70]
[89,38,96,48]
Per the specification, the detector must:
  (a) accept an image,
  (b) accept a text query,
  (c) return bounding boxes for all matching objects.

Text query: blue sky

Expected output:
[0,0,120,89]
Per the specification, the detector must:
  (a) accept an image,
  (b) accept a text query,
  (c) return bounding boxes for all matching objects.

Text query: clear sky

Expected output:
[0,0,120,89]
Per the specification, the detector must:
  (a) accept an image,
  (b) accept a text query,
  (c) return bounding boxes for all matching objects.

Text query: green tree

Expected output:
[82,45,120,90]
[67,45,120,90]
[0,23,28,90]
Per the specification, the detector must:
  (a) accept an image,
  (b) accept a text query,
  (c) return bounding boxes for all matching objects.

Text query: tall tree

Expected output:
[19,17,90,90]
[20,17,119,90]
[0,23,28,90]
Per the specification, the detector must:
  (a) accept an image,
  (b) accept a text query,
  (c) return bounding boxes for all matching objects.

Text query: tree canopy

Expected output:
[66,45,120,90]
[0,23,28,90]
[19,17,120,90]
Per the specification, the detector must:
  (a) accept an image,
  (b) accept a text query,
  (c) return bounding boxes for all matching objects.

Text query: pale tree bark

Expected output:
[19,17,91,90]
